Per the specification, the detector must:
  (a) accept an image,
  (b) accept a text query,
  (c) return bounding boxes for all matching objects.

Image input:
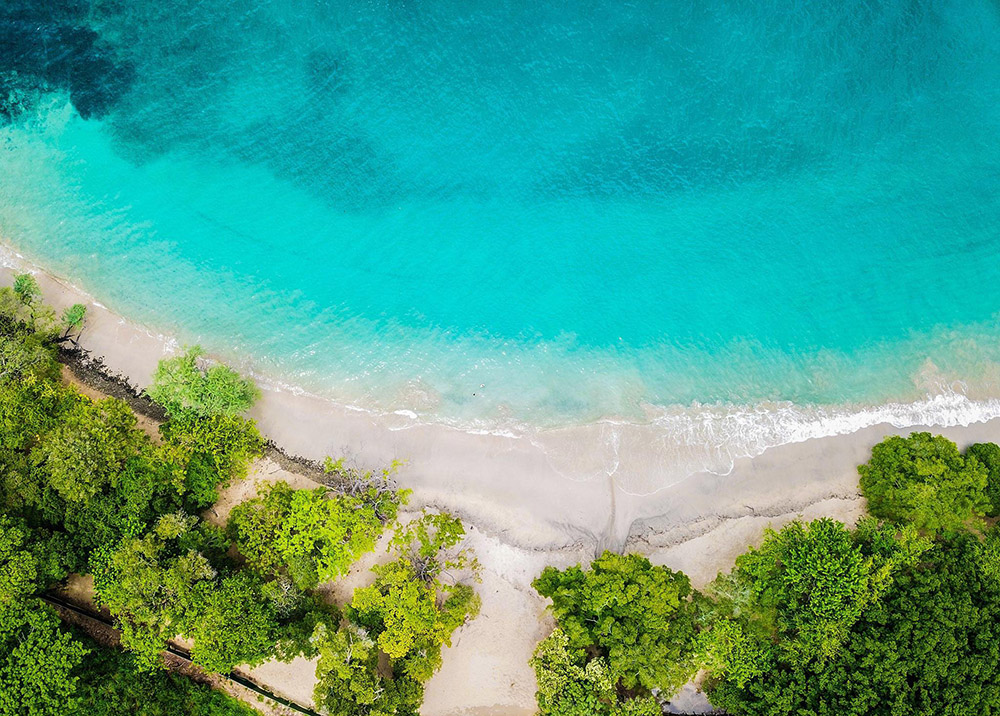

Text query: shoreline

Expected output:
[7,242,1000,508]
[5,248,1000,714]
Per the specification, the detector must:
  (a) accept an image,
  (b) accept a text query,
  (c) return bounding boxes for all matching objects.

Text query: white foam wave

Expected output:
[187,356,1000,495]
[5,240,1000,497]
[570,391,1000,495]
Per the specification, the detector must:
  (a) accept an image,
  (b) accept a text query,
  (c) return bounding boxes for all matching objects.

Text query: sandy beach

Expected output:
[5,246,1000,715]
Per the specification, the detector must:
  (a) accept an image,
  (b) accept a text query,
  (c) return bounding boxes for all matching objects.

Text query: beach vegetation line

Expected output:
[531,431,1000,714]
[0,276,479,716]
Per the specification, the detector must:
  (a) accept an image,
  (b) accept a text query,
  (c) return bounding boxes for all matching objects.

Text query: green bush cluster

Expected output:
[228,479,402,590]
[532,432,1000,716]
[531,552,701,715]
[313,511,482,715]
[0,277,479,715]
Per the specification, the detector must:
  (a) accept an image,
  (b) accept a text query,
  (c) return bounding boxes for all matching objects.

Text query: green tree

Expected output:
[315,511,480,714]
[184,572,279,673]
[59,303,87,343]
[710,518,926,666]
[349,559,478,677]
[94,513,216,669]
[533,551,701,696]
[147,347,260,418]
[696,619,771,690]
[12,274,40,308]
[967,442,1000,517]
[707,532,1000,715]
[4,275,57,336]
[31,396,147,504]
[0,599,88,716]
[348,512,480,680]
[312,622,424,716]
[530,628,661,716]
[160,412,264,486]
[388,510,475,582]
[0,373,74,457]
[858,432,989,533]
[73,636,262,716]
[0,334,56,385]
[0,515,69,604]
[0,517,40,604]
[228,481,393,589]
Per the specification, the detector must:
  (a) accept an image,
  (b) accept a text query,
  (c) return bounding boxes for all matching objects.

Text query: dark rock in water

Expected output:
[0,1,134,121]
[0,70,44,120]
[69,46,135,119]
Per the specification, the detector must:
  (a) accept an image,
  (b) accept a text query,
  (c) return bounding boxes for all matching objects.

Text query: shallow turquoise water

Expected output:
[3,0,1000,431]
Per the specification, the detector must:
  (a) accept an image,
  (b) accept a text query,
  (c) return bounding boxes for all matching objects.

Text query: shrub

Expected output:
[147,347,259,418]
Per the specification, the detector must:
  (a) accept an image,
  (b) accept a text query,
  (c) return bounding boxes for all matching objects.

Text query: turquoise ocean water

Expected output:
[3,0,1000,481]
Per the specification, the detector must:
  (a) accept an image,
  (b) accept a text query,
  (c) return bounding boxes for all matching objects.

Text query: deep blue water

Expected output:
[2,0,1000,432]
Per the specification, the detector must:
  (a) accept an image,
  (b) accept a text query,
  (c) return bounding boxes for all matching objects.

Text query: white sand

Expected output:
[5,248,1000,714]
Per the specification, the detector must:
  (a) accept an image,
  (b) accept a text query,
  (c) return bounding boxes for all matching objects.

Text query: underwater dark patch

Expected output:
[0,0,133,121]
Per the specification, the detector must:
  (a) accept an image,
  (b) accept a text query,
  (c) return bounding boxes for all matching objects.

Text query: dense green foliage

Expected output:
[708,517,927,667]
[530,628,660,716]
[228,479,400,589]
[0,599,89,716]
[185,572,280,674]
[147,346,260,418]
[32,396,147,504]
[93,513,220,668]
[93,510,337,674]
[968,441,1000,517]
[72,638,260,716]
[0,279,475,715]
[159,411,265,505]
[533,551,701,706]
[708,531,1000,715]
[858,432,990,533]
[314,511,481,715]
[0,475,86,716]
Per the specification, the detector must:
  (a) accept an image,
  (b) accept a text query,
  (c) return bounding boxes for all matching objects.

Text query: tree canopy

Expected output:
[228,480,398,590]
[530,628,660,716]
[858,432,990,533]
[709,517,927,667]
[534,551,701,697]
[0,599,89,716]
[94,513,218,669]
[528,434,998,715]
[314,510,480,715]
[31,396,147,504]
[968,441,1000,517]
[72,636,261,716]
[707,531,1000,715]
[147,347,260,418]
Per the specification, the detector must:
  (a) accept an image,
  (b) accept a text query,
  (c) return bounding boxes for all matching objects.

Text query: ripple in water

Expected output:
[2,0,1000,488]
